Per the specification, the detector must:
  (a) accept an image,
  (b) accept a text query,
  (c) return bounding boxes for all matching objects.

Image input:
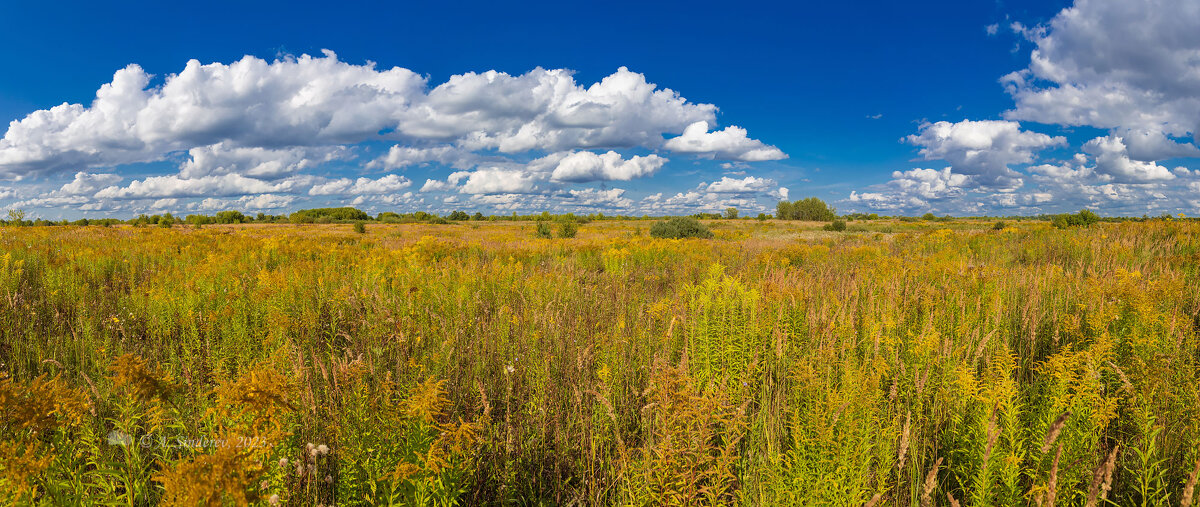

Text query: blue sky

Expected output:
[2,0,1198,218]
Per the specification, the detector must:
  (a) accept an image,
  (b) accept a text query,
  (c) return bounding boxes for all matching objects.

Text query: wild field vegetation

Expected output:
[0,218,1198,505]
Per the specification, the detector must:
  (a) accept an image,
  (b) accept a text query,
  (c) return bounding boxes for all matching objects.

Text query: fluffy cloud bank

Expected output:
[847,0,1200,216]
[904,120,1064,189]
[0,52,782,172]
[1002,0,1200,140]
[308,174,412,195]
[0,51,788,215]
[848,168,970,211]
[853,122,1200,215]
[93,173,309,199]
[180,143,348,180]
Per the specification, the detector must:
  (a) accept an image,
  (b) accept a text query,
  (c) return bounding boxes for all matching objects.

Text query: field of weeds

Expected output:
[1,219,1198,505]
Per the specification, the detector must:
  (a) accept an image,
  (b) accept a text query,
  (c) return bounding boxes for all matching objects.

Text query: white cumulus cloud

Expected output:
[458,167,539,194]
[1082,135,1177,183]
[905,120,1064,189]
[705,175,777,193]
[549,151,666,182]
[308,174,412,195]
[180,143,347,179]
[663,121,787,161]
[59,172,123,195]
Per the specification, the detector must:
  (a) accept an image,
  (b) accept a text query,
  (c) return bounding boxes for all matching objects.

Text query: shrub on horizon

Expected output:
[558,220,578,238]
[1052,209,1101,229]
[822,220,847,232]
[650,217,714,239]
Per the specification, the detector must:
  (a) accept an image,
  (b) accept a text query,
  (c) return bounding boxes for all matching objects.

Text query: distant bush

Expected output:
[534,221,553,239]
[558,220,578,238]
[353,222,367,234]
[993,221,1007,231]
[844,213,879,220]
[822,220,847,232]
[1052,209,1101,229]
[290,207,370,223]
[776,198,836,221]
[428,217,450,225]
[447,211,470,221]
[921,212,937,221]
[650,217,714,239]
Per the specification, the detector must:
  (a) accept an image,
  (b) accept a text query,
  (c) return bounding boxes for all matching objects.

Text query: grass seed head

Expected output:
[1041,411,1071,453]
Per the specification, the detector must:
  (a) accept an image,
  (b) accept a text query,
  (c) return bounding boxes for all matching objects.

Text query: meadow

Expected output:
[0,218,1198,505]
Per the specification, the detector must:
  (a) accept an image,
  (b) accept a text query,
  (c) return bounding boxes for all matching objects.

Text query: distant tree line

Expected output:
[0,202,1192,227]
[0,207,669,227]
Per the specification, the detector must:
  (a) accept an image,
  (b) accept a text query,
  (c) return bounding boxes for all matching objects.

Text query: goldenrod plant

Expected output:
[0,218,1197,504]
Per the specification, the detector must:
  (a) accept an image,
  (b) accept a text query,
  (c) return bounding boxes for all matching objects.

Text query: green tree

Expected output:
[185,214,213,226]
[214,210,247,224]
[6,209,26,225]
[776,198,835,221]
[724,207,739,219]
[1052,208,1102,228]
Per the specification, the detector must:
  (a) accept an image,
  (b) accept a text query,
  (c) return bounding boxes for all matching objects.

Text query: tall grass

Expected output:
[0,219,1197,505]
